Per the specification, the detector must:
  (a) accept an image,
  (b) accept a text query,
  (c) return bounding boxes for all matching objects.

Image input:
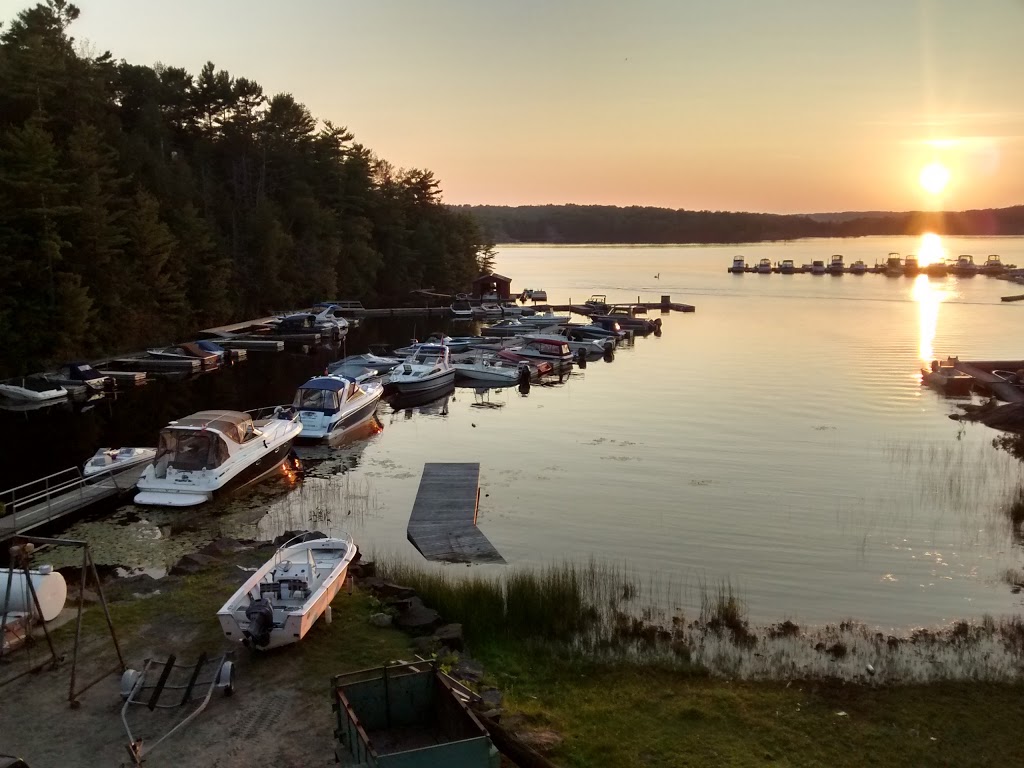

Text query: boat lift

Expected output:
[120,652,236,765]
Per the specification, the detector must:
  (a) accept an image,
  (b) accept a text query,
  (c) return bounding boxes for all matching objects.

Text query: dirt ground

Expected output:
[1,633,343,768]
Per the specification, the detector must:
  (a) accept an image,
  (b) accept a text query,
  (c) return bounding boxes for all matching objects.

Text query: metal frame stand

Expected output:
[0,535,125,708]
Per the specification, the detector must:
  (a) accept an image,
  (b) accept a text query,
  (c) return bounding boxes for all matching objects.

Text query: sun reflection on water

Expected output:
[912,272,950,363]
[916,232,946,267]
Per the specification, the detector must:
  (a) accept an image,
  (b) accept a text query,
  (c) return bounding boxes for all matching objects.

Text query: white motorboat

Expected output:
[291,375,384,439]
[450,297,474,319]
[392,335,455,357]
[0,376,68,403]
[728,257,746,274]
[949,254,979,277]
[327,353,402,381]
[454,355,531,384]
[134,409,302,507]
[755,258,772,274]
[500,302,524,316]
[482,318,530,337]
[778,259,796,274]
[83,447,157,478]
[828,255,844,275]
[850,259,867,274]
[477,302,503,317]
[810,259,827,275]
[519,311,571,327]
[388,345,456,393]
[505,338,574,364]
[217,534,358,650]
[147,342,220,368]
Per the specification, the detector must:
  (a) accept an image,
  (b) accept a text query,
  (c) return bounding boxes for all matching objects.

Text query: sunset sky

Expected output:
[4,0,1023,214]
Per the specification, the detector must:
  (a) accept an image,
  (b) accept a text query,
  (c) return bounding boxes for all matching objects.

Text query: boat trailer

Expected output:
[120,652,236,765]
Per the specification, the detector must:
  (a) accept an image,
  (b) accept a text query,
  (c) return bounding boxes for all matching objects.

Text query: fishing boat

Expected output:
[920,361,974,396]
[327,352,402,381]
[291,375,383,439]
[755,258,772,274]
[44,362,111,392]
[454,355,532,384]
[450,297,474,319]
[0,376,68,403]
[83,447,157,478]
[949,254,979,277]
[217,533,358,650]
[727,257,746,274]
[849,259,867,275]
[134,409,302,507]
[778,259,796,274]
[388,345,457,394]
[828,255,844,275]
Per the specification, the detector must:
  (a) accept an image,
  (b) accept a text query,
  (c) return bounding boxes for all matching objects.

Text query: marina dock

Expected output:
[951,359,1024,404]
[0,465,146,542]
[406,463,505,564]
[219,338,285,351]
[110,357,202,374]
[99,370,148,386]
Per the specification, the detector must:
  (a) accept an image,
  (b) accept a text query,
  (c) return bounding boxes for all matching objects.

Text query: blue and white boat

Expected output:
[291,375,384,440]
[388,345,456,394]
[328,353,403,382]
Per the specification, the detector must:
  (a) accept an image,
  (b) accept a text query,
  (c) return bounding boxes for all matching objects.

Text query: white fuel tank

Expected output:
[0,566,68,622]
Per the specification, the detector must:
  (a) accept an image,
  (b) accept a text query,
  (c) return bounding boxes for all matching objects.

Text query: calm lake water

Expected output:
[6,234,1024,628]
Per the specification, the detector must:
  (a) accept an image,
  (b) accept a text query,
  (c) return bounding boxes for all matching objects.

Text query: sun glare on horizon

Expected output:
[919,161,951,196]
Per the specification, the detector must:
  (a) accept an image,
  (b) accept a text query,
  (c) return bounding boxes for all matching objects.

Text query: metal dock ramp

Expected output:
[406,463,505,564]
[0,465,146,541]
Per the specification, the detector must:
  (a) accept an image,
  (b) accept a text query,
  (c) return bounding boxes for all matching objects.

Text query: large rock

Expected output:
[393,597,441,635]
[350,560,376,578]
[369,612,393,628]
[435,623,464,652]
[169,553,220,576]
[199,537,247,557]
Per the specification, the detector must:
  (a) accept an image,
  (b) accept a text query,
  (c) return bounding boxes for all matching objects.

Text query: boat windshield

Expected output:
[155,429,229,472]
[293,388,341,412]
[412,352,442,365]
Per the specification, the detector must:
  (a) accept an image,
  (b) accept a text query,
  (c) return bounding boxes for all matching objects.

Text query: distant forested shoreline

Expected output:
[459,204,1024,245]
[0,1,494,377]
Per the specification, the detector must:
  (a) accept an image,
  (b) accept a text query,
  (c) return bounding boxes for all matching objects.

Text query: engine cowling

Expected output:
[243,598,274,648]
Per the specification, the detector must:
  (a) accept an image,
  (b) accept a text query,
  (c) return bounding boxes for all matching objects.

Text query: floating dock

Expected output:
[1001,294,1024,302]
[99,370,148,386]
[0,465,146,542]
[110,357,201,374]
[951,359,1024,404]
[406,463,504,564]
[218,339,284,351]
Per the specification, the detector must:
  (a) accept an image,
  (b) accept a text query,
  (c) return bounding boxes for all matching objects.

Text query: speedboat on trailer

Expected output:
[292,375,383,439]
[218,533,358,650]
[388,345,456,393]
[134,409,302,507]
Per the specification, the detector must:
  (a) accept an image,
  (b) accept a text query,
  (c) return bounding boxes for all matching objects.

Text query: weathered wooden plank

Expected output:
[407,463,504,564]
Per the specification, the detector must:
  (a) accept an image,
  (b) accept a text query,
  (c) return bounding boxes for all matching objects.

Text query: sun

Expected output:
[919,161,950,195]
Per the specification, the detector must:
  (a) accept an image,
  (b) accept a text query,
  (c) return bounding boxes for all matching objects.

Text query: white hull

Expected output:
[217,536,357,650]
[297,383,383,439]
[0,382,68,402]
[390,368,456,393]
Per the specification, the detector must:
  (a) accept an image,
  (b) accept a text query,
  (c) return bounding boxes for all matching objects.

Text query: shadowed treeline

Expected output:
[0,1,494,377]
[459,203,1024,244]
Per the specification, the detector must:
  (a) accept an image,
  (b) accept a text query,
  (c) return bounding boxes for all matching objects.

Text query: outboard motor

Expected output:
[518,364,532,387]
[603,342,615,362]
[243,598,274,648]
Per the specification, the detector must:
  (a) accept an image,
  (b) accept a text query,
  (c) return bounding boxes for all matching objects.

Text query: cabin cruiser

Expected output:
[526,331,612,358]
[83,447,157,478]
[454,355,532,384]
[148,342,220,368]
[482,318,530,337]
[592,306,660,334]
[925,261,948,277]
[328,352,402,381]
[291,375,383,439]
[218,533,358,650]
[0,376,68,403]
[755,258,772,274]
[850,259,867,275]
[809,260,826,275]
[982,254,1006,274]
[728,257,746,274]
[504,338,574,364]
[949,254,978,277]
[883,253,903,277]
[778,259,796,274]
[828,255,844,275]
[134,409,302,507]
[45,362,111,392]
[388,344,456,393]
[904,256,920,276]
[521,289,548,302]
[270,306,349,338]
[450,297,474,319]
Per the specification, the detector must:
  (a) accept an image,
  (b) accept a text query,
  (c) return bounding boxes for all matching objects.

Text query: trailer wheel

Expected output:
[120,669,142,701]
[217,660,235,697]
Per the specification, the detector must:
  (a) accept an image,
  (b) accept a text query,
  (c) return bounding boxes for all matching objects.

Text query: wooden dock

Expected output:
[110,357,201,373]
[99,370,148,386]
[950,358,1024,404]
[0,465,146,542]
[1001,294,1024,302]
[406,463,505,564]
[219,339,284,351]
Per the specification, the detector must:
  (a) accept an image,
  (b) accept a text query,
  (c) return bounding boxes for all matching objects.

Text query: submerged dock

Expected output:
[406,463,504,564]
[0,465,146,541]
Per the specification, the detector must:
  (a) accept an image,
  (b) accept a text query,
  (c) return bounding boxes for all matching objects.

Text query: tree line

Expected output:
[459,204,1024,244]
[0,1,494,377]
